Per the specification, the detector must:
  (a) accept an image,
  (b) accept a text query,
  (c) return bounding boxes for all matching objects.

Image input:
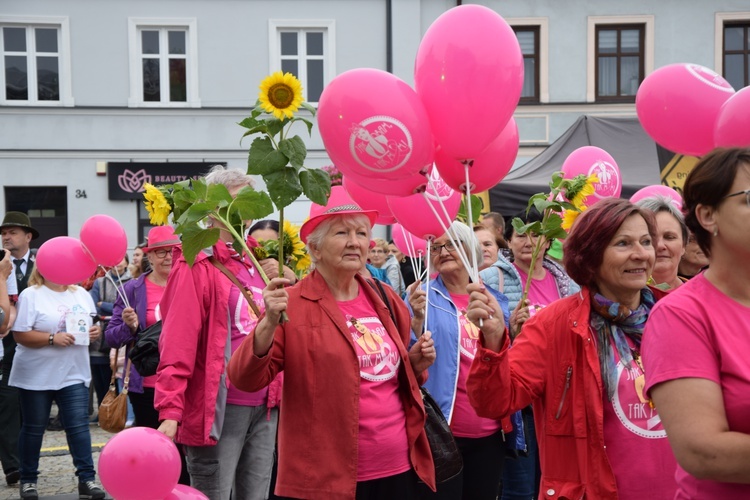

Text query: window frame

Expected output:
[594,24,645,102]
[127,17,200,108]
[716,13,750,89]
[268,19,336,106]
[0,15,73,107]
[587,15,654,103]
[509,17,548,104]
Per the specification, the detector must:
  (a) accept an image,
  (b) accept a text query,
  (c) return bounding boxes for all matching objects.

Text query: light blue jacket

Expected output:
[407,276,526,451]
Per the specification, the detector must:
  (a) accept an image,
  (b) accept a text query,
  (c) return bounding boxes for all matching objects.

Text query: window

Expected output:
[269,20,335,104]
[128,18,200,107]
[5,186,68,246]
[0,16,73,106]
[587,16,653,103]
[513,26,540,103]
[595,25,644,101]
[723,22,750,89]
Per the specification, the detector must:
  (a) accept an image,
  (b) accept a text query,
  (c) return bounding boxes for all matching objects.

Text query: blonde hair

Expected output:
[372,238,389,253]
[28,263,78,291]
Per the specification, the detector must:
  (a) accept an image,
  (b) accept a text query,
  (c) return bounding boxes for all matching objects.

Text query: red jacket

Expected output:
[154,244,281,446]
[467,287,667,500]
[228,271,436,500]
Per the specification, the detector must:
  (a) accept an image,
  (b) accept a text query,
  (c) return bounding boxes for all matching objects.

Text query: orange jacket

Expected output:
[228,270,436,499]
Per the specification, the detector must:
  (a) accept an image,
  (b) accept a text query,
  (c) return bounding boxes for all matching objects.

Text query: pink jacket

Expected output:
[155,243,281,447]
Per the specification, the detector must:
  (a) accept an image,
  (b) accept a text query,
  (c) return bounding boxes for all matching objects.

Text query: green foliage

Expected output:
[456,194,485,225]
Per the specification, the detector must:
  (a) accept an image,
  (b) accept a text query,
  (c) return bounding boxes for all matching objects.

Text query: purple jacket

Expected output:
[105,272,151,393]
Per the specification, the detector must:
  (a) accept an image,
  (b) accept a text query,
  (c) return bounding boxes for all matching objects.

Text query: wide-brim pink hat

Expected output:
[300,186,378,244]
[143,226,181,252]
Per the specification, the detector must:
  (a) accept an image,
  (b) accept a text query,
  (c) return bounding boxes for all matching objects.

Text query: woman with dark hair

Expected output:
[465,198,677,499]
[677,230,709,280]
[644,147,750,497]
[249,219,280,242]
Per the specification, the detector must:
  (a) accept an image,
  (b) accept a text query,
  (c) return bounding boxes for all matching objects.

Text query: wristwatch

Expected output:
[49,333,54,346]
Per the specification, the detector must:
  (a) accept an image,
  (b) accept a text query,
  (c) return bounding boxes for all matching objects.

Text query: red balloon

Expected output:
[80,214,128,267]
[714,85,750,148]
[435,118,518,192]
[36,237,97,286]
[342,176,397,225]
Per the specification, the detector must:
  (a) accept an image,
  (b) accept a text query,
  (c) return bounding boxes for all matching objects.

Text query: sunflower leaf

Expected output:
[191,178,207,201]
[300,169,332,206]
[295,117,315,136]
[300,101,317,116]
[265,167,303,210]
[207,183,233,208]
[180,225,221,266]
[232,187,274,220]
[279,136,307,170]
[176,202,215,226]
[265,118,284,138]
[247,137,289,175]
[238,118,269,142]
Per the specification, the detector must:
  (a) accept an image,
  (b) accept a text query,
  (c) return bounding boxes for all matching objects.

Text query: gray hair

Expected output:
[444,221,483,266]
[204,165,255,191]
[306,214,372,264]
[635,195,688,244]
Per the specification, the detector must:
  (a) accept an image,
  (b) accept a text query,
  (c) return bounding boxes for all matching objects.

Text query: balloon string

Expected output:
[103,265,131,310]
[423,239,431,335]
[422,190,474,281]
[462,161,482,328]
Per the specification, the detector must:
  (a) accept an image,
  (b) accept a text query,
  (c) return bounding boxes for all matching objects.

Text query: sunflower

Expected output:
[283,220,311,275]
[143,183,171,226]
[561,206,585,231]
[567,174,599,209]
[258,71,304,121]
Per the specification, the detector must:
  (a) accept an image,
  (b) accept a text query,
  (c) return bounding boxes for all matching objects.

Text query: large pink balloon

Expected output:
[630,185,683,210]
[164,485,209,500]
[36,237,97,286]
[561,146,622,200]
[343,176,397,225]
[343,168,428,197]
[435,118,519,192]
[636,63,734,156]
[415,5,523,160]
[388,171,461,241]
[80,214,128,267]
[714,85,750,148]
[391,223,428,258]
[98,427,181,500]
[318,68,434,181]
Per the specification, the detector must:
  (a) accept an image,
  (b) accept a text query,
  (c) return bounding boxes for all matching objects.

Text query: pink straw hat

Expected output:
[299,186,378,244]
[143,226,181,252]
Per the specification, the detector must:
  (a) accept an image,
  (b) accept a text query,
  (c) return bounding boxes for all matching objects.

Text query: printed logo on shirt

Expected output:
[458,310,480,359]
[611,359,667,439]
[347,315,401,382]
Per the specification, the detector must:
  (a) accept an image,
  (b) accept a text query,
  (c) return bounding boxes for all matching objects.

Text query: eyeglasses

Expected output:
[370,249,386,254]
[152,248,174,258]
[430,241,458,254]
[723,189,750,207]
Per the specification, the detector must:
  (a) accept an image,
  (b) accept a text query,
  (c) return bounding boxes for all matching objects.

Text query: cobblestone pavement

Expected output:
[0,411,113,500]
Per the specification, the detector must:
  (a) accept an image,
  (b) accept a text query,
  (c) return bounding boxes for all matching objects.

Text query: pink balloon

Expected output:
[391,223,428,258]
[636,63,734,156]
[342,176,396,225]
[561,146,622,200]
[388,171,462,241]
[714,85,750,148]
[98,427,181,500]
[343,168,428,197]
[164,484,209,500]
[36,237,97,286]
[435,118,519,192]
[415,5,523,160]
[80,214,128,267]
[317,68,434,181]
[629,185,683,210]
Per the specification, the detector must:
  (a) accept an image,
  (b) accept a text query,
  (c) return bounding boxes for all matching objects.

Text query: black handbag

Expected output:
[368,278,463,483]
[128,320,162,377]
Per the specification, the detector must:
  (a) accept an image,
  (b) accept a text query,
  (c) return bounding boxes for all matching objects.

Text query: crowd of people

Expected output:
[0,147,747,499]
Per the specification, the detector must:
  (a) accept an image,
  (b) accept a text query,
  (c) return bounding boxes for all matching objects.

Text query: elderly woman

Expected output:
[644,147,750,497]
[10,265,104,500]
[408,221,522,500]
[635,195,688,290]
[677,230,708,280]
[228,186,436,499]
[465,198,677,499]
[153,166,293,500]
[370,238,405,296]
[472,225,504,272]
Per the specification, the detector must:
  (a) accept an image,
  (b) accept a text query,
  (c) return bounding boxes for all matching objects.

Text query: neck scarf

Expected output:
[590,288,656,400]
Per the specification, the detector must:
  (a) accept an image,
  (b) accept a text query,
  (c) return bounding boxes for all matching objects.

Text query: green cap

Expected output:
[547,239,563,261]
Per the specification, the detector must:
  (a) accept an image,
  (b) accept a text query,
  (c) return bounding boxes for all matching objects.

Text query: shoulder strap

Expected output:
[367,278,397,328]
[209,257,261,317]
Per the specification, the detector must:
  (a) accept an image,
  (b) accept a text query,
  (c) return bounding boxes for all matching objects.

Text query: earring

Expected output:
[713,227,719,237]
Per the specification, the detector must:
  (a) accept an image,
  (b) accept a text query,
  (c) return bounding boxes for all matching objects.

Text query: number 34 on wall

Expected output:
[75,189,87,199]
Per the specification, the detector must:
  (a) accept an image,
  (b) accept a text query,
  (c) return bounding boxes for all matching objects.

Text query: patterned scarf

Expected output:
[590,288,656,401]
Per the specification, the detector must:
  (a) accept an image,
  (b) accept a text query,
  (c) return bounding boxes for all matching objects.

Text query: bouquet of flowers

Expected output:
[252,220,311,278]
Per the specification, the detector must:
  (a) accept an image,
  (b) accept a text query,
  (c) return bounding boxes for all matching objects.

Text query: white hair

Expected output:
[441,221,483,265]
[306,214,372,264]
[204,165,255,190]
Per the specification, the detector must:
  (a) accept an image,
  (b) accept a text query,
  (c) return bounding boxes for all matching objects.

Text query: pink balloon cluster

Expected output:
[35,214,128,285]
[318,5,523,241]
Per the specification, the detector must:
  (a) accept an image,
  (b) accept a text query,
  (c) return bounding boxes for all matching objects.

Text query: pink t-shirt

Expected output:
[449,293,502,438]
[225,259,268,406]
[644,274,750,499]
[338,290,410,481]
[514,264,561,314]
[601,336,678,499]
[142,279,165,388]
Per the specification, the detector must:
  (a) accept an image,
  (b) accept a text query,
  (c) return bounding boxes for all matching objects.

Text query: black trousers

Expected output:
[277,469,419,500]
[0,360,20,474]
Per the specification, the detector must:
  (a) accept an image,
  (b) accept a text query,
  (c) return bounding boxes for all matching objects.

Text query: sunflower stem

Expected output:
[278,208,285,283]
